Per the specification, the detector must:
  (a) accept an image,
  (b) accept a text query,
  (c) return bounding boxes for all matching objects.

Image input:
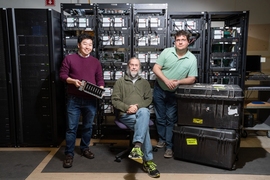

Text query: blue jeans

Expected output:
[153,83,177,150]
[119,108,153,161]
[65,95,97,157]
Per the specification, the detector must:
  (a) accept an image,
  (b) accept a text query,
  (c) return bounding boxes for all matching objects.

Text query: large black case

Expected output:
[173,125,240,170]
[176,83,244,129]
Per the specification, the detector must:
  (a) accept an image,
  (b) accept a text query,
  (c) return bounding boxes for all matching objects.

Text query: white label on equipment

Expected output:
[228,106,238,116]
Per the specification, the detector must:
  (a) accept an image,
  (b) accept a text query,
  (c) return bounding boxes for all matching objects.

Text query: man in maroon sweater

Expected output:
[59,33,104,168]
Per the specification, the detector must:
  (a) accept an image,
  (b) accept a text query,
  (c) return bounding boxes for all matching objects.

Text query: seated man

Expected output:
[111,57,160,178]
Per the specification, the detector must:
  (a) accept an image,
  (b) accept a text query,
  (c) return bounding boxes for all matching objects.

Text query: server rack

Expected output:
[0,8,65,147]
[206,11,249,89]
[133,3,167,82]
[61,3,97,57]
[61,3,99,138]
[167,12,207,83]
[59,3,250,140]
[132,3,168,129]
[95,3,132,137]
[0,8,17,146]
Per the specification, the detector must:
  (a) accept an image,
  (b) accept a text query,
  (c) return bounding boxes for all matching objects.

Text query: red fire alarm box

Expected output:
[46,0,55,6]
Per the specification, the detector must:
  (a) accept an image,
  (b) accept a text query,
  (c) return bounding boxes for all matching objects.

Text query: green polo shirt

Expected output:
[156,47,198,91]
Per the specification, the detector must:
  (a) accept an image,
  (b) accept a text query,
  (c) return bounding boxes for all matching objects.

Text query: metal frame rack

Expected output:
[132,3,168,82]
[59,4,250,139]
[132,3,168,122]
[96,3,133,137]
[206,11,249,89]
[60,3,100,138]
[96,3,132,79]
[244,80,270,138]
[0,4,252,146]
[61,3,97,57]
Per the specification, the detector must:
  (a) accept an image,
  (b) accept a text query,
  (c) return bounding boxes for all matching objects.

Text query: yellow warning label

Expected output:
[214,87,225,90]
[186,138,198,145]
[193,118,203,124]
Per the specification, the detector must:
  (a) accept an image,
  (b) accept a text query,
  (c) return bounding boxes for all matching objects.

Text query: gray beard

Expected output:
[126,69,141,80]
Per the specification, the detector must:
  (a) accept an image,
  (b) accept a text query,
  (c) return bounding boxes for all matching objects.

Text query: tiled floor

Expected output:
[1,133,270,180]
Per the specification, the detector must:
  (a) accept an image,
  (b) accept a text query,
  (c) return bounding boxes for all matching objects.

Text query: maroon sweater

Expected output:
[59,53,104,99]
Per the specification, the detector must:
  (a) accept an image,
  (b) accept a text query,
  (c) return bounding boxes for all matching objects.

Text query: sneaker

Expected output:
[128,147,144,164]
[156,141,165,148]
[143,160,160,178]
[81,149,94,159]
[164,149,173,158]
[63,154,73,168]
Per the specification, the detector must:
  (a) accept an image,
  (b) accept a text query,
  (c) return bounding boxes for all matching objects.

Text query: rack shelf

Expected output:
[243,78,270,138]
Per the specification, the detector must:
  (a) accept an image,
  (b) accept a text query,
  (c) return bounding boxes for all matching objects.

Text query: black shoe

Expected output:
[81,149,94,159]
[63,154,73,168]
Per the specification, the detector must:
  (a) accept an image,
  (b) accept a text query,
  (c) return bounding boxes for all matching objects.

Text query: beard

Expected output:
[126,68,141,79]
[130,71,138,77]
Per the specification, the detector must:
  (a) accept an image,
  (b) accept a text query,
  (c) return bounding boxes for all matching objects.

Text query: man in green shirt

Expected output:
[112,57,160,178]
[153,30,198,158]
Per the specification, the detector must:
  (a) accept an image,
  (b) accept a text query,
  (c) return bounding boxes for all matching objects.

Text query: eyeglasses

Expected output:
[175,39,187,43]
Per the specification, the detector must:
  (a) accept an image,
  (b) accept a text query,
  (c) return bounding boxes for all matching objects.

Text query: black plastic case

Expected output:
[176,83,244,129]
[173,125,240,170]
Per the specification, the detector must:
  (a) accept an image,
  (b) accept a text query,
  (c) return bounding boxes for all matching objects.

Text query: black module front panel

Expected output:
[0,9,17,146]
[11,9,64,146]
[14,9,52,145]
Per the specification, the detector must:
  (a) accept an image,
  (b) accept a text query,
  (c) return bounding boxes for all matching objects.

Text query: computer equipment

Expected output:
[245,55,261,73]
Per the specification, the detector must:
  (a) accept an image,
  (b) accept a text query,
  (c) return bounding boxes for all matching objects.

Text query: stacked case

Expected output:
[174,83,244,170]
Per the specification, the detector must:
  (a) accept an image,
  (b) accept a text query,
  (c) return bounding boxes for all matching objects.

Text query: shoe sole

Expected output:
[128,155,143,164]
[143,166,160,178]
[82,155,94,159]
[63,163,72,168]
[63,158,73,168]
[156,143,165,148]
[164,154,173,158]
[63,165,72,168]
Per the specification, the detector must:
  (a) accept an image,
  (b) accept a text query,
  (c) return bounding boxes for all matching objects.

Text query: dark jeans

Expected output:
[65,95,97,157]
[153,83,177,150]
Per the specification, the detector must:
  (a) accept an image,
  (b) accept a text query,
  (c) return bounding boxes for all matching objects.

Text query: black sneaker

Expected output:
[143,160,160,178]
[63,154,73,168]
[81,149,94,159]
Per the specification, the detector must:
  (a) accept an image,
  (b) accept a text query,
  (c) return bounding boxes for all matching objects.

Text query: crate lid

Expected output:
[176,83,244,100]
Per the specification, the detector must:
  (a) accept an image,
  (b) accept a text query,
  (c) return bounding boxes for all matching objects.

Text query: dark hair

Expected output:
[77,33,93,43]
[174,30,191,42]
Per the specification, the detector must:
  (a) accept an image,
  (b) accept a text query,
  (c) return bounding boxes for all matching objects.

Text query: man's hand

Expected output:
[73,79,82,88]
[165,79,178,90]
[66,77,82,88]
[126,104,138,114]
